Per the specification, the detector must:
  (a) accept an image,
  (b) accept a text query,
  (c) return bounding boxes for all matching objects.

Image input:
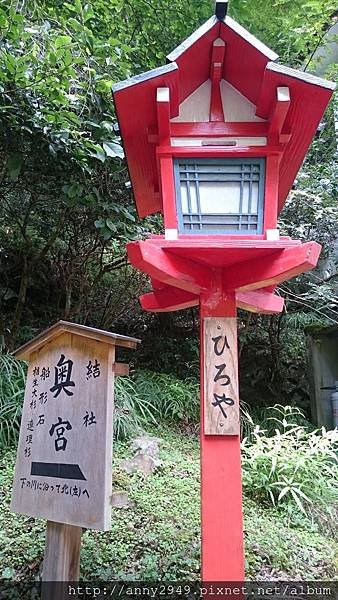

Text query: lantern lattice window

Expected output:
[174,158,265,234]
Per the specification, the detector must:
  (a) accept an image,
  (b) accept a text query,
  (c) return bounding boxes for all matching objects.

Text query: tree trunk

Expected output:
[8,255,30,350]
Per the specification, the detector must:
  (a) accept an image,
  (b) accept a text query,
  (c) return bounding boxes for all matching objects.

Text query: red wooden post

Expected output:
[200,288,244,581]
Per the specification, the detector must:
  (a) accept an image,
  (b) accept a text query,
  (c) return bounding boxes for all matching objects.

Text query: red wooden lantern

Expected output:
[113,0,335,582]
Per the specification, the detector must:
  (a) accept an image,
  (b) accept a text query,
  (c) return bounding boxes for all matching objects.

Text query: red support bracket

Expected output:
[209,39,225,122]
[127,241,213,294]
[140,286,284,314]
[223,241,321,292]
[237,289,284,313]
[268,87,291,144]
[141,288,198,312]
[157,87,171,146]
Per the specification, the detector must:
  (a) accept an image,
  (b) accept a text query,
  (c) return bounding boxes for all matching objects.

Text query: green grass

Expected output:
[0,426,337,581]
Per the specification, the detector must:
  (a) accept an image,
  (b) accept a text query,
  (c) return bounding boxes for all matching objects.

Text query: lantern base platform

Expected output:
[127,235,321,314]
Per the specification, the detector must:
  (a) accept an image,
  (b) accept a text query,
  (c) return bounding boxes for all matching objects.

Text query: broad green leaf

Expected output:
[54,35,72,49]
[7,153,23,181]
[103,141,124,159]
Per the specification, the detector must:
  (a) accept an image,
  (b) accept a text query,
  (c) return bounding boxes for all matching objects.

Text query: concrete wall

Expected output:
[307,332,338,428]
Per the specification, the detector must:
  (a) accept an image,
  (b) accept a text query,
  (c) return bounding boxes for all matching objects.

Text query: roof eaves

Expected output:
[224,16,279,61]
[266,61,336,90]
[112,62,178,94]
[166,15,219,62]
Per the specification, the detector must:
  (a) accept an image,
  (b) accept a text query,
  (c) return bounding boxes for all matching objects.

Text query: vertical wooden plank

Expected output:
[157,87,171,146]
[204,317,239,435]
[263,153,280,232]
[209,39,225,122]
[268,86,291,142]
[200,289,244,581]
[42,521,81,581]
[159,156,178,231]
[41,521,82,600]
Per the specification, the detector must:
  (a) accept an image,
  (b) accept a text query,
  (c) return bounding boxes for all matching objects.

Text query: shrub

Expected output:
[241,405,338,519]
[133,370,199,424]
[113,375,159,440]
[0,354,26,448]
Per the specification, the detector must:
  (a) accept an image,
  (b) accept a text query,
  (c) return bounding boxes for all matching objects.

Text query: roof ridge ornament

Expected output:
[215,0,228,20]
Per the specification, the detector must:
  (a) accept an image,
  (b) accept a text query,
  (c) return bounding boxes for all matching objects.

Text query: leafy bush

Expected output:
[133,370,199,424]
[241,405,338,520]
[113,375,159,441]
[0,354,26,448]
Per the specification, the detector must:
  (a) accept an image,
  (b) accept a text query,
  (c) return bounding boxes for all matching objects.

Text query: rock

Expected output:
[130,436,162,458]
[120,453,160,476]
[111,491,134,508]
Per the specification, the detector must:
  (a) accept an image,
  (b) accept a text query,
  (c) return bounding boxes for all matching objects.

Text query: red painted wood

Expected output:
[209,38,226,78]
[141,285,284,314]
[129,238,301,270]
[223,241,321,292]
[219,20,271,105]
[140,288,198,312]
[200,288,244,581]
[159,157,177,230]
[157,92,171,146]
[157,146,282,159]
[127,241,212,293]
[162,243,293,270]
[170,20,220,103]
[237,289,284,313]
[268,90,291,143]
[210,67,224,122]
[209,40,225,122]
[113,66,178,218]
[263,154,280,231]
[255,67,334,213]
[170,121,269,138]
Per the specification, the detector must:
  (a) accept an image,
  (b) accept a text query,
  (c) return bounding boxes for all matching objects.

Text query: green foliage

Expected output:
[0,0,210,170]
[114,374,159,440]
[241,405,338,523]
[0,0,208,349]
[244,497,337,578]
[1,426,337,580]
[230,0,337,67]
[133,370,199,424]
[0,354,26,448]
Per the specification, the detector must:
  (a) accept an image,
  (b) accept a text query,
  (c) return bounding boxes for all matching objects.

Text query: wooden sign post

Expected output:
[11,321,139,593]
[112,0,334,582]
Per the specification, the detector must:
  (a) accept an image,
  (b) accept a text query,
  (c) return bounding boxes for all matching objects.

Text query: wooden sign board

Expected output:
[203,317,240,435]
[11,332,115,530]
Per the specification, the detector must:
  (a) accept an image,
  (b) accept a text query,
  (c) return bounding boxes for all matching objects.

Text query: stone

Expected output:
[110,491,134,508]
[130,436,162,458]
[120,453,160,476]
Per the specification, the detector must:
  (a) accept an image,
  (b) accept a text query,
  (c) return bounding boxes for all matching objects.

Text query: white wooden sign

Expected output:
[203,317,240,435]
[11,332,114,530]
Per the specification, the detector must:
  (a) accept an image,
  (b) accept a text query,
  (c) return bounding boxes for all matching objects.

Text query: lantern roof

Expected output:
[113,14,335,219]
